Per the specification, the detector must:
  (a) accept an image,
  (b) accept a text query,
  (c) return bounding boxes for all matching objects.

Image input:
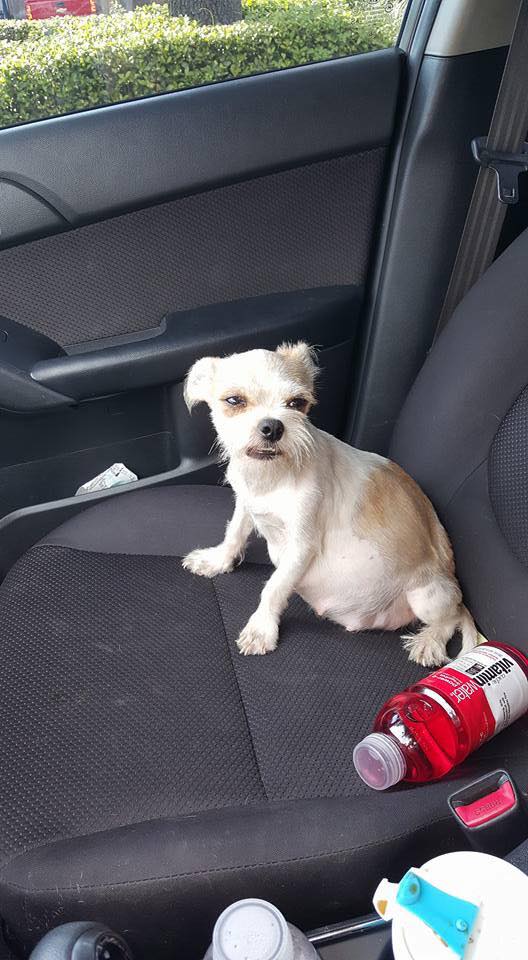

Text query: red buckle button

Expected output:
[455,781,516,828]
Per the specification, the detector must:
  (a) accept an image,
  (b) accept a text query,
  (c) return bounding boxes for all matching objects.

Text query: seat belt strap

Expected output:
[434,0,528,340]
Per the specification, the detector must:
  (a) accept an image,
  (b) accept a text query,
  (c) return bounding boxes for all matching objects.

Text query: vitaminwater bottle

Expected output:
[353,643,528,790]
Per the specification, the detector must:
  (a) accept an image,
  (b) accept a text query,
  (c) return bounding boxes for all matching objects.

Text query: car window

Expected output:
[0,0,407,128]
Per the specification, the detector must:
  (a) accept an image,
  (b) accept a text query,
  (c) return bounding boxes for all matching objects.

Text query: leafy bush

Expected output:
[0,18,42,41]
[0,0,401,127]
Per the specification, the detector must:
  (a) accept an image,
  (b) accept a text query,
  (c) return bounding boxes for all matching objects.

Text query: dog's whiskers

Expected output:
[208,435,229,464]
[207,438,218,457]
[288,425,315,471]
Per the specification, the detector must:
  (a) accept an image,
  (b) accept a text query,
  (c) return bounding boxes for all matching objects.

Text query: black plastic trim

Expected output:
[0,317,73,411]
[31,287,361,400]
[348,46,507,454]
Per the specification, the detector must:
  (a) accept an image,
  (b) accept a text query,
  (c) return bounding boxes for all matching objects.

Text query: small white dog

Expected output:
[182,342,476,667]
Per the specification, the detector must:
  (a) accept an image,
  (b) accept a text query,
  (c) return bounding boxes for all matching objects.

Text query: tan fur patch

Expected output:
[355,461,455,581]
[276,342,317,397]
[220,396,250,417]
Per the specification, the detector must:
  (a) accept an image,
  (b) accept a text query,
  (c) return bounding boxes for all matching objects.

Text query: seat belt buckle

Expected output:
[448,769,528,856]
[472,136,528,204]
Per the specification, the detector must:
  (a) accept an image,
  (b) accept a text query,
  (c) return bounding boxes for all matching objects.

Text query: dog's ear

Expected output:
[276,341,318,392]
[184,356,218,410]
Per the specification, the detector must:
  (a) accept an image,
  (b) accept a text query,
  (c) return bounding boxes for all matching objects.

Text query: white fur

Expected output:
[182,344,476,665]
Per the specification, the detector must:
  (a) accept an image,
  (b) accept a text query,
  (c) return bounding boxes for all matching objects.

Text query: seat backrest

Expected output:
[390,226,528,652]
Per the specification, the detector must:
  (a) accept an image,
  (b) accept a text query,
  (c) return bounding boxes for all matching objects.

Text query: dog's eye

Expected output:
[286,397,308,412]
[224,395,246,407]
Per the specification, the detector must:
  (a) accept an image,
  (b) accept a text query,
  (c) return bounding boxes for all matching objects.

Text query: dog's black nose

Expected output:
[259,418,284,442]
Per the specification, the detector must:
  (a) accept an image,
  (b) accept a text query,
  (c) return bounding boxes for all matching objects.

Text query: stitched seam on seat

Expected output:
[0,815,454,893]
[0,746,521,872]
[444,454,488,511]
[30,542,268,564]
[211,577,268,803]
[39,541,187,558]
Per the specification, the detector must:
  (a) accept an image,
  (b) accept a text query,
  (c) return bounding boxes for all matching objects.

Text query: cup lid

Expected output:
[212,899,293,960]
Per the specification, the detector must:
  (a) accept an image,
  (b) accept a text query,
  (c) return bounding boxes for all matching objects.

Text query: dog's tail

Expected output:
[458,604,479,654]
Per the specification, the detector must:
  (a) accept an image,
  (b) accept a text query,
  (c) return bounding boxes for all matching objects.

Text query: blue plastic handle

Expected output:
[396,869,479,958]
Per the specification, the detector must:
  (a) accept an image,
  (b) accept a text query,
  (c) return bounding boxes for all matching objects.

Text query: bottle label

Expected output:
[424,646,528,751]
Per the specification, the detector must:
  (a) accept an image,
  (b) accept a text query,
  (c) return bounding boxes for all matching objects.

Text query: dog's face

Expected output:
[185,342,317,467]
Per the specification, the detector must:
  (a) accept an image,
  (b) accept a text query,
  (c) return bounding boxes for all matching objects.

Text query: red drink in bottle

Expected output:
[353,643,528,790]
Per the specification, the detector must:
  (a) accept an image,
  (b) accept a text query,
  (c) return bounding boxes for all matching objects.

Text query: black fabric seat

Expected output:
[1,485,528,959]
[5,226,528,957]
[391,224,528,648]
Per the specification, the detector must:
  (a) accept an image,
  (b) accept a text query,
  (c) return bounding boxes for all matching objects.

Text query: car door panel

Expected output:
[0,46,404,554]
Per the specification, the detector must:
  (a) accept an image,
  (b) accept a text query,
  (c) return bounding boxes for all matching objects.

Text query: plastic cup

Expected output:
[211,899,294,960]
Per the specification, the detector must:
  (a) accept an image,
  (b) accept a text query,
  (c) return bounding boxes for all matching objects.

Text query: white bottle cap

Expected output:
[212,898,294,960]
[353,732,407,789]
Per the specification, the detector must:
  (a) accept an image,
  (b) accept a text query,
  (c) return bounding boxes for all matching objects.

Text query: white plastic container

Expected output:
[374,850,528,959]
[204,898,318,960]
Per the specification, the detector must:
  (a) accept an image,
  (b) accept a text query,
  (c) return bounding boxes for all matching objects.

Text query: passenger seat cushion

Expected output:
[40,484,269,562]
[1,487,528,958]
[0,492,430,861]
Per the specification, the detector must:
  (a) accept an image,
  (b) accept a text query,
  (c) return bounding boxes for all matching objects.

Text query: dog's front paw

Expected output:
[237,613,278,655]
[402,632,449,668]
[182,546,234,578]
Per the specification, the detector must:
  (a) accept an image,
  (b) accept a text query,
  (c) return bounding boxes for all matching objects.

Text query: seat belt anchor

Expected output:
[472,136,528,204]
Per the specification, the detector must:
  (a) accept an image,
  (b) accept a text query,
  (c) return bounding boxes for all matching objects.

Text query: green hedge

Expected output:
[0,19,43,40]
[0,0,401,127]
